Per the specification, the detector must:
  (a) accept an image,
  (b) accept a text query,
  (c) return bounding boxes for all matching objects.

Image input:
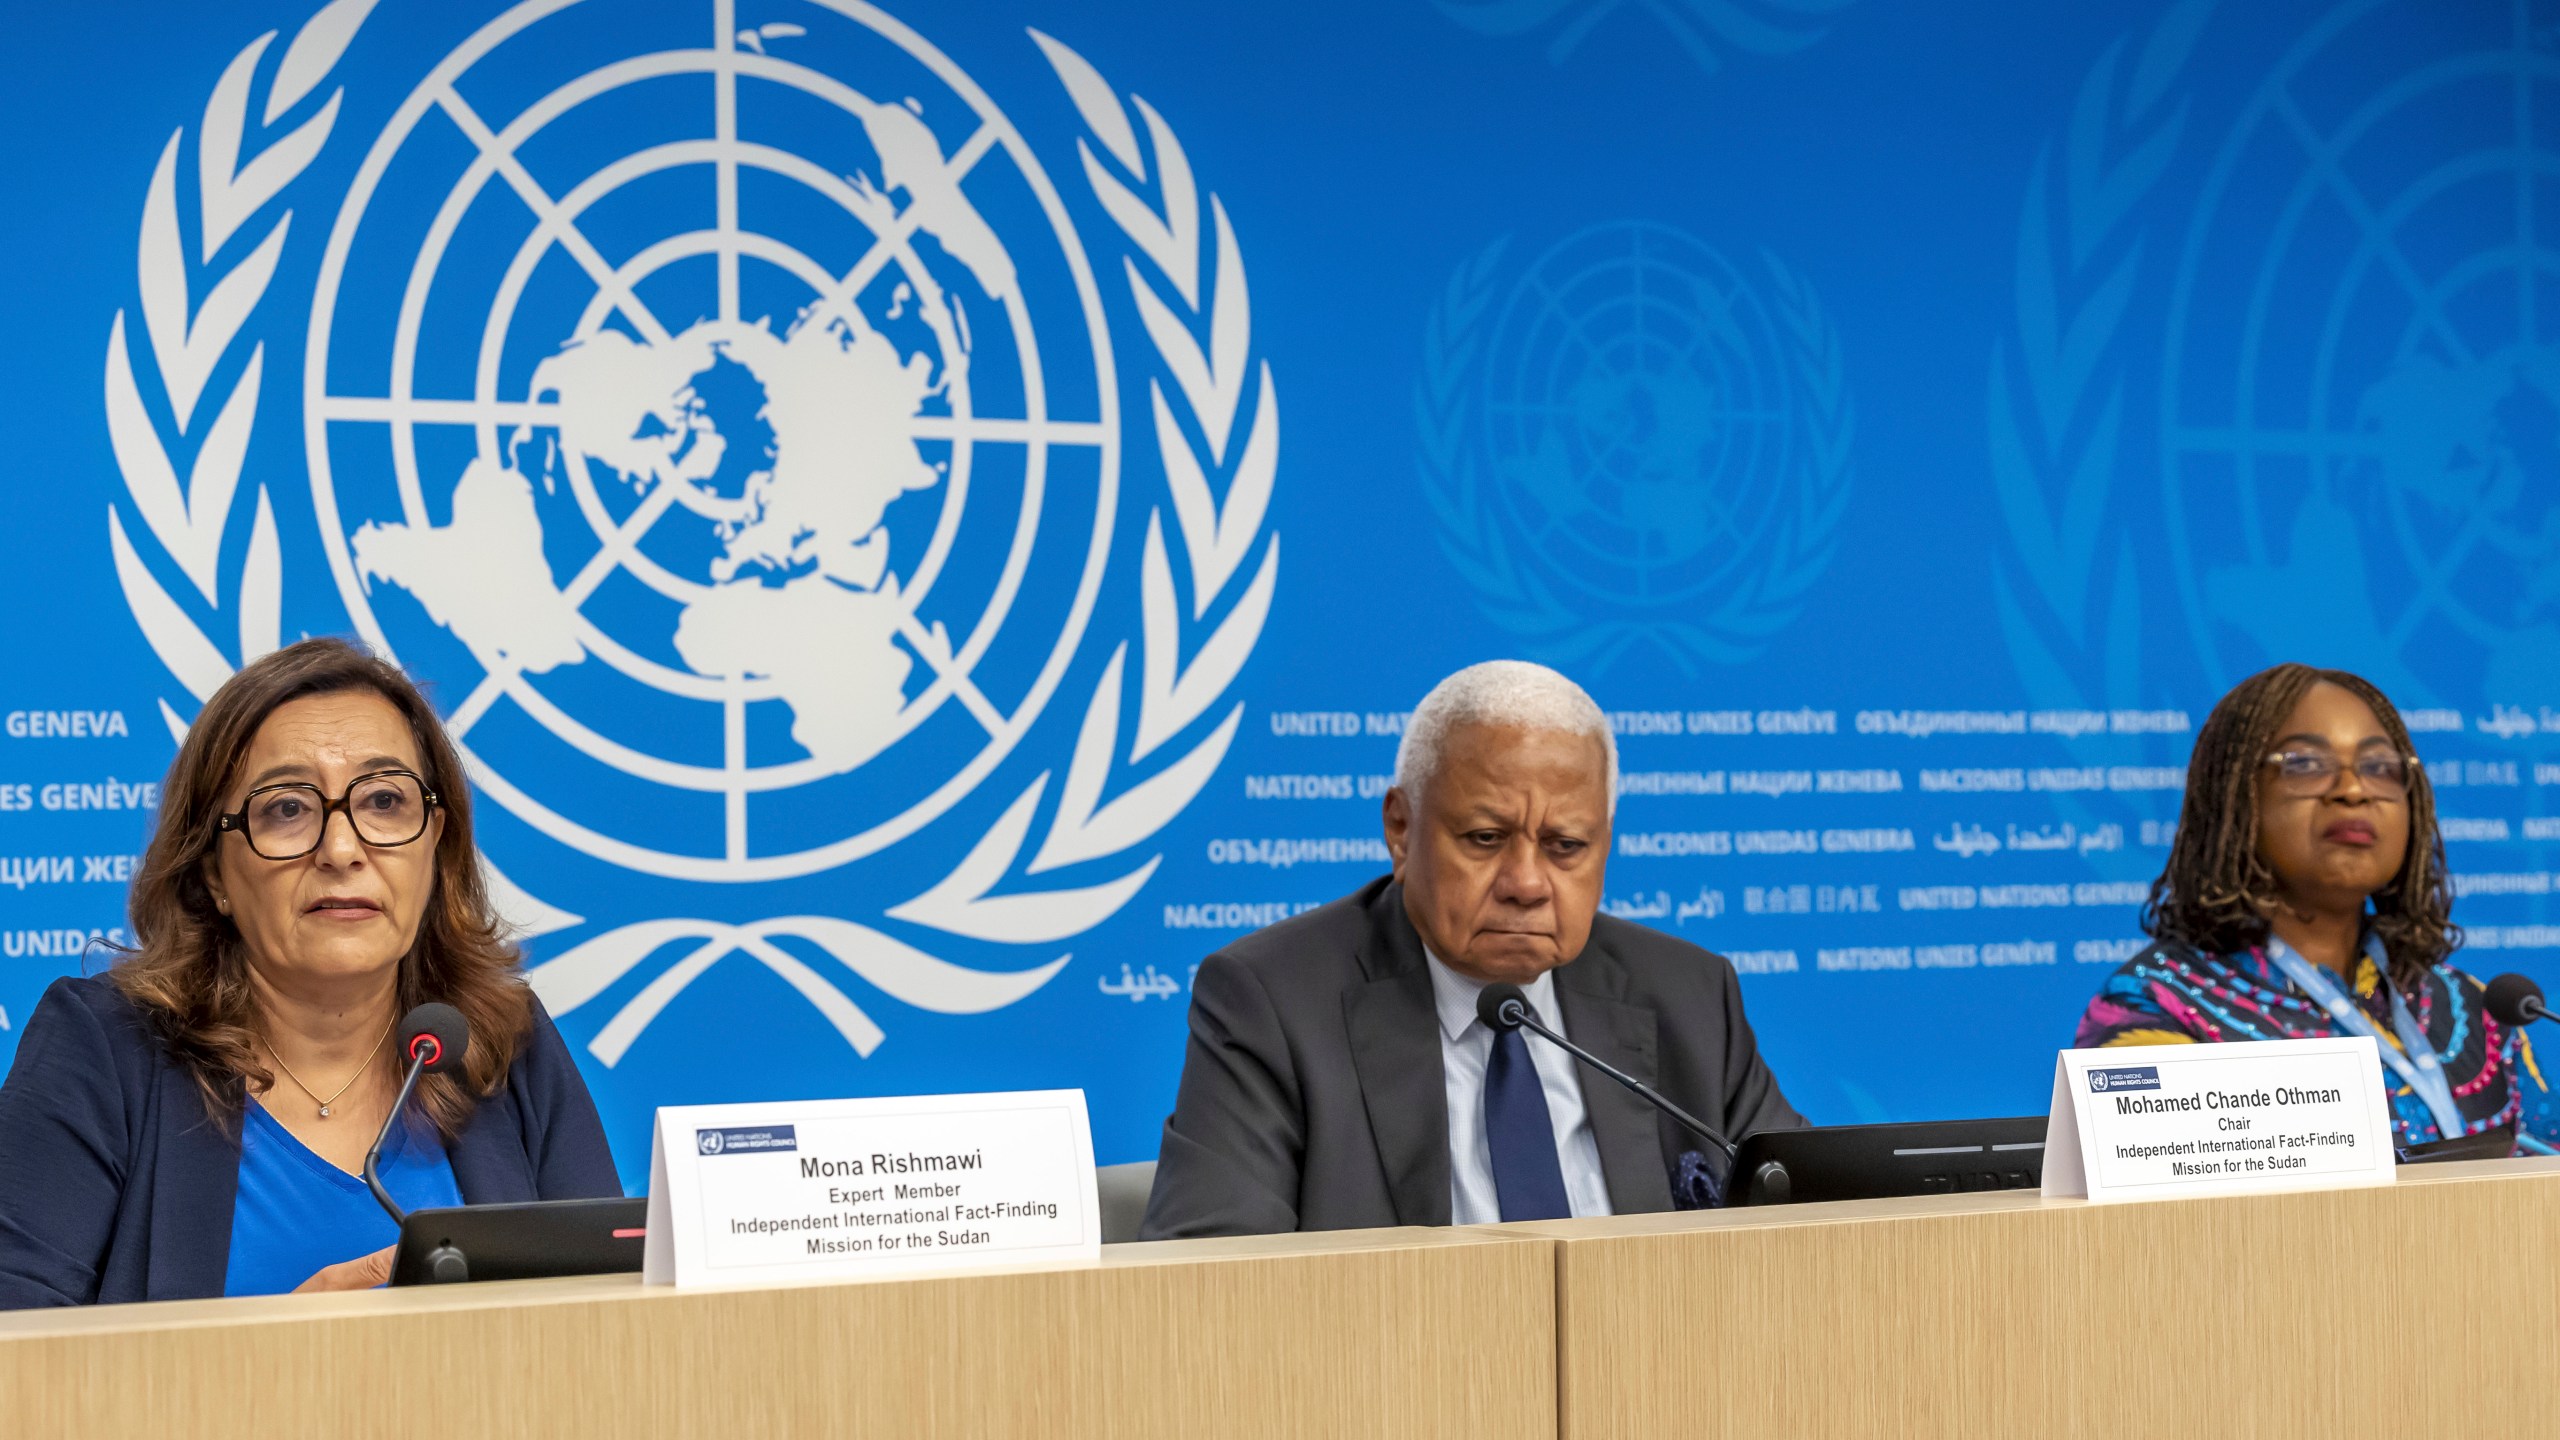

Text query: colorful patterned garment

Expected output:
[2076,941,2560,1153]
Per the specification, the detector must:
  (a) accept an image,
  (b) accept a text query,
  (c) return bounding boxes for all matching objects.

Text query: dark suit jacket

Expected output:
[0,975,622,1309]
[1142,876,1803,1237]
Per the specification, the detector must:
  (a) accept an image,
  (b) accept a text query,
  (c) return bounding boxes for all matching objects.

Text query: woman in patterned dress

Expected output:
[2075,663,2559,1153]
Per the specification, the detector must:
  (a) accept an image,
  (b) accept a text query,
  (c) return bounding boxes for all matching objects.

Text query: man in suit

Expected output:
[1142,660,1802,1237]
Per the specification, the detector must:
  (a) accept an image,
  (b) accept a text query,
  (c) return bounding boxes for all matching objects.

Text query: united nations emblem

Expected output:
[103,1,1279,1064]
[2161,0,2560,707]
[1417,223,1852,672]
[1432,0,1856,73]
[1991,0,2560,716]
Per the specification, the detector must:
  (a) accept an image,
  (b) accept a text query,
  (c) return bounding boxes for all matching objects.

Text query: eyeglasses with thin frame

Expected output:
[214,769,440,860]
[2262,747,2417,801]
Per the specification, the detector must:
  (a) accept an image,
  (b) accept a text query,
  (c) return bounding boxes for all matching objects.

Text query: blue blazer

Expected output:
[0,974,622,1308]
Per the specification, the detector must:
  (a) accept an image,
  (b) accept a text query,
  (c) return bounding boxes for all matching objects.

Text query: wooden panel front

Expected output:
[1521,1157,2560,1440]
[0,1227,1555,1440]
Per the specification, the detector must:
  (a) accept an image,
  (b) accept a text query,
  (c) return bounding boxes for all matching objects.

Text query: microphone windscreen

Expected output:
[1476,982,1527,1032]
[400,1002,471,1074]
[2484,973,2546,1029]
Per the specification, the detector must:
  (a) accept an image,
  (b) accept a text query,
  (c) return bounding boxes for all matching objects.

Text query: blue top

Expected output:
[223,1103,465,1297]
[0,975,623,1309]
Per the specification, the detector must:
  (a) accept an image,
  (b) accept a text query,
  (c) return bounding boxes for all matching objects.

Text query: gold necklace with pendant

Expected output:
[263,1015,396,1118]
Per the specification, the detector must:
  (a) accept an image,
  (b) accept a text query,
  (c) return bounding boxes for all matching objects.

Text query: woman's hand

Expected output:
[292,1244,395,1293]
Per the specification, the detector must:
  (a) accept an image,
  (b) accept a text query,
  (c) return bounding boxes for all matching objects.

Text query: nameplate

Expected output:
[2040,1037,2393,1203]
[642,1089,1100,1287]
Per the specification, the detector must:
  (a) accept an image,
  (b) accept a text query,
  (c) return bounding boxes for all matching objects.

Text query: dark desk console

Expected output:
[1730,1118,2049,1206]
[391,1197,648,1285]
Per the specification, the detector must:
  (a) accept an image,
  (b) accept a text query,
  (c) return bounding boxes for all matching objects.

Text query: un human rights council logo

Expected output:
[1418,224,1852,671]
[102,0,1280,1062]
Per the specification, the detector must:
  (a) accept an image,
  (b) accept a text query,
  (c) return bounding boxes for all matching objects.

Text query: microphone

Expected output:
[363,1003,471,1224]
[2485,973,2550,1029]
[1475,982,1737,1160]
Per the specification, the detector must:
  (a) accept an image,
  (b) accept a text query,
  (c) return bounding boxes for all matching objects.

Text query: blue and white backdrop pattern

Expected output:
[4,0,2556,1186]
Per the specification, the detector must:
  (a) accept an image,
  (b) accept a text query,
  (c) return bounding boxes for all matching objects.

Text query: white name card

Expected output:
[643,1089,1101,1287]
[2041,1037,2394,1203]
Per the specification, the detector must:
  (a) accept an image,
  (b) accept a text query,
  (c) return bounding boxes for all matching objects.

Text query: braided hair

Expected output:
[2141,662,2455,992]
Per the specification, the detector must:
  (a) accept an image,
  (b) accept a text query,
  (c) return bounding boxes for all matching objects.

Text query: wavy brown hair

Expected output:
[2141,662,2455,991]
[110,637,531,1137]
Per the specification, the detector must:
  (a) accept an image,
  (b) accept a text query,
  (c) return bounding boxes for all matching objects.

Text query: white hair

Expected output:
[1392,660,1616,808]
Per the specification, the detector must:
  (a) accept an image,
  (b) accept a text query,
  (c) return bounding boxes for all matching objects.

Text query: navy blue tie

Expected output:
[1484,1020,1571,1221]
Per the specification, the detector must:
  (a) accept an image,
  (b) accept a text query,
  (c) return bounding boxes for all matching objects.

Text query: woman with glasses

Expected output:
[2075,662,2559,1154]
[0,639,618,1307]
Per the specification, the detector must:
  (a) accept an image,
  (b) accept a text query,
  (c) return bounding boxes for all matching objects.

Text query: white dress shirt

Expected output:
[1423,952,1615,1225]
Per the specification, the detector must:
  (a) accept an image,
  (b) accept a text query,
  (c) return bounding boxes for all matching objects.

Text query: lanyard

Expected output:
[2266,934,2468,1140]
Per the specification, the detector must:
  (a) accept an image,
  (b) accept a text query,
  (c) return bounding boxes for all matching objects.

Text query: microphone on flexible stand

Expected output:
[2485,973,2551,1030]
[1475,982,1737,1161]
[353,1001,642,1288]
[362,1002,470,1225]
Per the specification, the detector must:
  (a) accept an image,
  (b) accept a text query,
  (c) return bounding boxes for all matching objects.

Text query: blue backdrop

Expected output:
[4,0,2556,1192]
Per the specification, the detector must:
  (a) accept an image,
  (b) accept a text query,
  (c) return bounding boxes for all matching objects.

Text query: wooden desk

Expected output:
[17,1164,2554,1438]
[0,1226,1554,1439]
[1504,1157,2560,1440]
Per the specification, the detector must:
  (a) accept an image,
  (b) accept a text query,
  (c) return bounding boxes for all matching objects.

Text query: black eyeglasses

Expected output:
[215,770,440,860]
[2263,748,2416,801]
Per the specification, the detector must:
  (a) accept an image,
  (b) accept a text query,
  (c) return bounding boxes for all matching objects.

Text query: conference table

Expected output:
[5,1156,2554,1437]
